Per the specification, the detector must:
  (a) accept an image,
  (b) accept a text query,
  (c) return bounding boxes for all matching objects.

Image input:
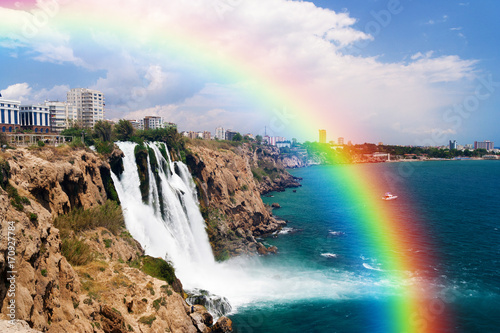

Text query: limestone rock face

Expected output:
[0,147,221,333]
[6,147,109,216]
[186,145,288,258]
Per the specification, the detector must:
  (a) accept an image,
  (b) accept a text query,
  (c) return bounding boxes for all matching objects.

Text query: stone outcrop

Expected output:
[186,143,300,259]
[0,147,231,333]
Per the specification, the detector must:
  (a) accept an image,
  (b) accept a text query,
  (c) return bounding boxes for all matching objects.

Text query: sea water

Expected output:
[230,161,500,332]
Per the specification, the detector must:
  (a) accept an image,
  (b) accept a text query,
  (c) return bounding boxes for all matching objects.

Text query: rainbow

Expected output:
[1,1,452,331]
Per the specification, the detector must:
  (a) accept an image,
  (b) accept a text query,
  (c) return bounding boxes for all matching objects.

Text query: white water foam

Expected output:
[111,142,405,312]
[321,253,338,259]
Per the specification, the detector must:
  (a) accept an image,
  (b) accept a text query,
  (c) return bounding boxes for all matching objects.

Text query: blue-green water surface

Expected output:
[230,161,500,332]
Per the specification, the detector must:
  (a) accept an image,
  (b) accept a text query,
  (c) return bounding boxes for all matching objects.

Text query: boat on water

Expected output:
[382,192,398,200]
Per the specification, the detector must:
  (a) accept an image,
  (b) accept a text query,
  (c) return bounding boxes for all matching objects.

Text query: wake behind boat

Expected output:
[382,192,398,200]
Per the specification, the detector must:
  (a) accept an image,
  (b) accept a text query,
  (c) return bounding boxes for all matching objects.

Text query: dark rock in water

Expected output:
[208,316,233,333]
[186,289,232,318]
[293,190,297,193]
[271,203,281,208]
[257,243,268,255]
[267,246,278,254]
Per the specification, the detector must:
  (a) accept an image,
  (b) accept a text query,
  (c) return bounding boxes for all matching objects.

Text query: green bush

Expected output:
[54,200,125,236]
[138,315,156,327]
[103,239,112,248]
[61,237,94,266]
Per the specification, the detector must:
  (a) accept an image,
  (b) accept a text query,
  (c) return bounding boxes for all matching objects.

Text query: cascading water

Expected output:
[111,141,407,317]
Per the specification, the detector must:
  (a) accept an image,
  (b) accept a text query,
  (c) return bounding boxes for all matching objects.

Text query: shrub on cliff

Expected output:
[114,119,135,141]
[54,200,125,237]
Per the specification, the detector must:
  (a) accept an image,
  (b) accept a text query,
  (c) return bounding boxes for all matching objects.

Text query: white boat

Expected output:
[382,192,398,200]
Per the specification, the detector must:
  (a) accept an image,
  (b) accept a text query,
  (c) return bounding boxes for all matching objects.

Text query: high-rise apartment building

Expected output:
[44,101,77,133]
[215,127,226,140]
[319,129,326,144]
[449,140,457,150]
[474,141,494,151]
[0,96,21,133]
[67,88,105,128]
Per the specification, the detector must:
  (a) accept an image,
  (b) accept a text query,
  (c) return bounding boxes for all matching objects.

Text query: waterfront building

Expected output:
[67,88,105,128]
[319,129,326,143]
[0,96,21,133]
[129,119,143,130]
[44,101,77,133]
[449,140,457,150]
[144,116,162,130]
[276,141,291,148]
[215,127,226,140]
[202,131,211,140]
[225,131,238,141]
[20,104,51,133]
[474,141,494,151]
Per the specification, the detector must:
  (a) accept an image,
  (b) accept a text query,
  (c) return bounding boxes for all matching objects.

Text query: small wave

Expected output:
[279,227,294,235]
[363,263,382,271]
[321,253,338,259]
[329,231,344,236]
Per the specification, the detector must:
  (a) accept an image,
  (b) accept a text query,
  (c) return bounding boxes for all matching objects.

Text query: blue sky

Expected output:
[0,0,498,146]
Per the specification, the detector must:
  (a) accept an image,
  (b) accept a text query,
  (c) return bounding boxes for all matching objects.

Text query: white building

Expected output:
[129,119,144,130]
[144,116,162,130]
[44,101,77,133]
[276,141,291,148]
[20,104,51,133]
[67,88,105,128]
[215,127,226,140]
[0,96,21,133]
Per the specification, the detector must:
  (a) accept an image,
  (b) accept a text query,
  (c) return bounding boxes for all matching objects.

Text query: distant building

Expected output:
[202,131,211,140]
[20,104,51,133]
[378,142,384,146]
[144,116,162,130]
[67,88,105,128]
[474,141,494,151]
[44,101,77,133]
[276,141,291,148]
[319,129,326,143]
[0,96,21,133]
[129,119,143,130]
[215,127,226,140]
[225,131,238,141]
[449,140,457,150]
[465,144,474,149]
[338,137,345,145]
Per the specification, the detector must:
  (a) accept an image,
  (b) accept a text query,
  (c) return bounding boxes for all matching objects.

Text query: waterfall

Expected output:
[112,142,215,276]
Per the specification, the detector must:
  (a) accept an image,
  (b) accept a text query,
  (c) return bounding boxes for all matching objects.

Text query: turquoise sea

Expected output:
[230,161,500,332]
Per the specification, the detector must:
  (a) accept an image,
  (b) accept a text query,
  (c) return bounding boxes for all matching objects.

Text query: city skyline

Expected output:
[0,1,499,145]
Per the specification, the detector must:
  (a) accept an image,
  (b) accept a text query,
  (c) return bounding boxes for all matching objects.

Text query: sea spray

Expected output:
[111,142,405,315]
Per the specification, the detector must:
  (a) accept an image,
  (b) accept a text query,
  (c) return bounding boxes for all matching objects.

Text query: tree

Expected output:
[255,135,263,144]
[114,119,135,141]
[232,133,243,141]
[93,120,112,142]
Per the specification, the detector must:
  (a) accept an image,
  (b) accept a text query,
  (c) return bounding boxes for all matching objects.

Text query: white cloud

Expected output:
[1,83,32,101]
[0,83,69,104]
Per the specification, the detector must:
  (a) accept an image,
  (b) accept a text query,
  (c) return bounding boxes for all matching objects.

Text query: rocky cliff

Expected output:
[185,142,300,259]
[0,147,230,333]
